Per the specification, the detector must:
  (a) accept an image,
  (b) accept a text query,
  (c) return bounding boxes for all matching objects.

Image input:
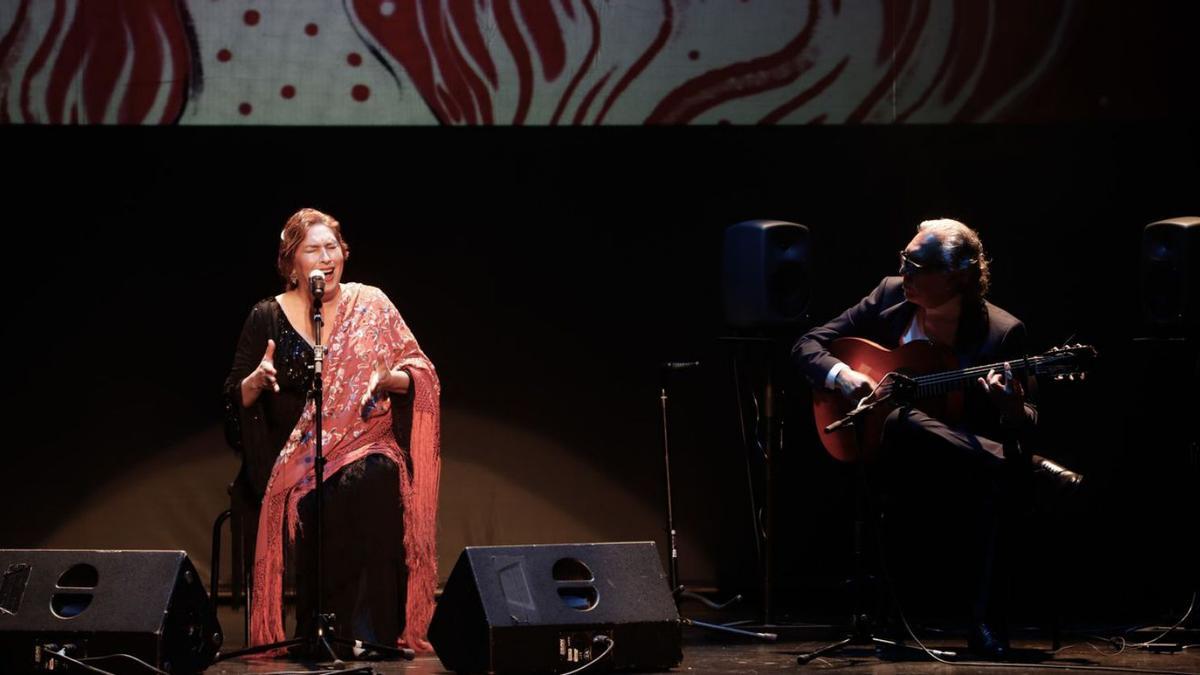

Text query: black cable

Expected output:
[79,652,169,674]
[252,665,376,675]
[42,648,118,675]
[75,647,375,675]
[732,350,763,562]
[1124,592,1197,649]
[559,635,614,675]
[873,509,1197,674]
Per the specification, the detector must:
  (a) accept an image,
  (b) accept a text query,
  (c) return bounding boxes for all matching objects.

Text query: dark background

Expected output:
[2,0,1198,634]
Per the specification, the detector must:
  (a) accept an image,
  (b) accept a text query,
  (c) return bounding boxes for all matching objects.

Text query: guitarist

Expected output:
[792,218,1033,659]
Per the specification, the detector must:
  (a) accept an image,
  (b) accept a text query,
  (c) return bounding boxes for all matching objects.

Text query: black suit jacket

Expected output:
[792,276,1036,438]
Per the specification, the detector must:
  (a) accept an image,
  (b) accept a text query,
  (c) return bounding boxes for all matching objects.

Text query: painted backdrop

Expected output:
[1,0,1073,124]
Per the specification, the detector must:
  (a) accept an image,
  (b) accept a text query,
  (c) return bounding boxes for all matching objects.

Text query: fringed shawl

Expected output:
[249,283,440,651]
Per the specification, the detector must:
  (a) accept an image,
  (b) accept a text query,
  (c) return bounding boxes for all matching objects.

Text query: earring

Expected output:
[289,274,297,285]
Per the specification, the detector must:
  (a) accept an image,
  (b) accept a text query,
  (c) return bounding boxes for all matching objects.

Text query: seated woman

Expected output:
[223,208,440,653]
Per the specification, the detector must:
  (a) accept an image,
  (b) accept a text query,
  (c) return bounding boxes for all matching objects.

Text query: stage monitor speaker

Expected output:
[1142,216,1200,329]
[722,219,811,328]
[428,542,682,674]
[0,549,221,675]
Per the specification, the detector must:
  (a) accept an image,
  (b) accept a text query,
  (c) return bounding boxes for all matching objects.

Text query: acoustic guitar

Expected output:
[812,338,1096,462]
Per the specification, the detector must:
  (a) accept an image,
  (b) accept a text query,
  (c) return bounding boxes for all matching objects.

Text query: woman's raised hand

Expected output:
[241,339,279,406]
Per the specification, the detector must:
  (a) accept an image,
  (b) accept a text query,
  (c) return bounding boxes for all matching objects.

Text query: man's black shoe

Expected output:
[967,623,1009,660]
[1032,454,1083,494]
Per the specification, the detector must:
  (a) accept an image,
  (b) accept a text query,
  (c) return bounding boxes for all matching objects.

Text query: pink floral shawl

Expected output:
[250,283,440,651]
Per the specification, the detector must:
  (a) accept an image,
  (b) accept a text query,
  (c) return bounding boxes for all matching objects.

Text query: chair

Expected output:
[211,475,261,647]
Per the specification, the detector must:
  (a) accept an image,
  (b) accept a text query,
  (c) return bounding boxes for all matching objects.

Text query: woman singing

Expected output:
[223,208,440,653]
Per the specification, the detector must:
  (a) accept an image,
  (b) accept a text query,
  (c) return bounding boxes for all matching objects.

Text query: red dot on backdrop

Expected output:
[688,50,699,61]
[281,85,296,99]
[347,52,363,67]
[217,49,232,62]
[305,23,319,36]
[351,85,371,102]
[238,102,252,116]
[244,10,260,26]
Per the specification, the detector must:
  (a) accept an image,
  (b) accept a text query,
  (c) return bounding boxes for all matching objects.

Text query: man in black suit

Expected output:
[793,218,1033,659]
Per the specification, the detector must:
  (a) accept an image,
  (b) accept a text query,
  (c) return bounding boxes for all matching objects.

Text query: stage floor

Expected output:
[207,607,1200,674]
[203,639,1200,674]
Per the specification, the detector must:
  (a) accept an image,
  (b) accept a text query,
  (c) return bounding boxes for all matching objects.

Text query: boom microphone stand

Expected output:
[797,395,955,664]
[658,361,776,641]
[217,272,414,666]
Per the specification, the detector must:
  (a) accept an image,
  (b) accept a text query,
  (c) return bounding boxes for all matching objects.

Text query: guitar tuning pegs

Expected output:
[1055,374,1065,381]
[1067,374,1076,381]
[1079,372,1087,381]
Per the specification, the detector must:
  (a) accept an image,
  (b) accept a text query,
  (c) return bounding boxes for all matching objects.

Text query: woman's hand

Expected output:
[240,339,279,407]
[361,362,388,411]
[361,363,412,412]
[979,361,1025,422]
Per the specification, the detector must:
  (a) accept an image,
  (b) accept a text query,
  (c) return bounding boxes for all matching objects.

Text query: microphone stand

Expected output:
[658,363,775,641]
[798,395,956,664]
[306,286,337,661]
[216,281,414,666]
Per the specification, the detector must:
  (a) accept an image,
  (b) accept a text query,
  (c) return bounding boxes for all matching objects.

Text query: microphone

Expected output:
[309,269,326,299]
[824,417,853,433]
[660,361,700,370]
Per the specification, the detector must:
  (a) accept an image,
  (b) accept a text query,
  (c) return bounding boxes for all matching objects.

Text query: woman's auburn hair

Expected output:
[276,208,350,289]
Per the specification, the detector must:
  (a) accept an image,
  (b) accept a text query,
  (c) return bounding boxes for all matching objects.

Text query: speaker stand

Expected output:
[716,336,833,641]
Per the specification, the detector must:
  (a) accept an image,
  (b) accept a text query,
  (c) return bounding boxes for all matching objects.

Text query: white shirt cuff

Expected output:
[825,362,848,390]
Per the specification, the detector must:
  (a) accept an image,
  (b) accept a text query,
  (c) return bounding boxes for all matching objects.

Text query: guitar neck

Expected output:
[910,357,1036,399]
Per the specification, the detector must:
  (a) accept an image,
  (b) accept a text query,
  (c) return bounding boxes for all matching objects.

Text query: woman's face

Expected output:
[291,224,345,296]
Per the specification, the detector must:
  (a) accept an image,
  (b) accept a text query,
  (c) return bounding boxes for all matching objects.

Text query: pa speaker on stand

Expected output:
[720,220,822,636]
[1142,216,1200,334]
[1137,216,1200,639]
[722,219,812,329]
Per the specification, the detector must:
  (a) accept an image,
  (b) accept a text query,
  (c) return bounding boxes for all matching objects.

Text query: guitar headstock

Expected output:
[1036,343,1098,382]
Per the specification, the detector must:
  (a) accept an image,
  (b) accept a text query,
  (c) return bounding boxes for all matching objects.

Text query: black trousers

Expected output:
[293,453,408,651]
[875,407,1014,630]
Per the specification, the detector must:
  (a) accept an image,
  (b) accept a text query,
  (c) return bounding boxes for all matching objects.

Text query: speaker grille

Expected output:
[1141,217,1200,329]
[722,220,812,327]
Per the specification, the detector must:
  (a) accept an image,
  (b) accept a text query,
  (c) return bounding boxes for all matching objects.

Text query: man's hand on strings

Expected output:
[835,368,878,403]
[979,361,1025,420]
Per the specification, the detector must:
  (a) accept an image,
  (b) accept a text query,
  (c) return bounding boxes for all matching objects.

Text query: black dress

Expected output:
[223,297,409,649]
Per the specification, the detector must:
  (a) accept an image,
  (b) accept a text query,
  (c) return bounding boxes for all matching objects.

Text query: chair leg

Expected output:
[211,509,232,605]
[244,566,252,646]
[231,505,245,608]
